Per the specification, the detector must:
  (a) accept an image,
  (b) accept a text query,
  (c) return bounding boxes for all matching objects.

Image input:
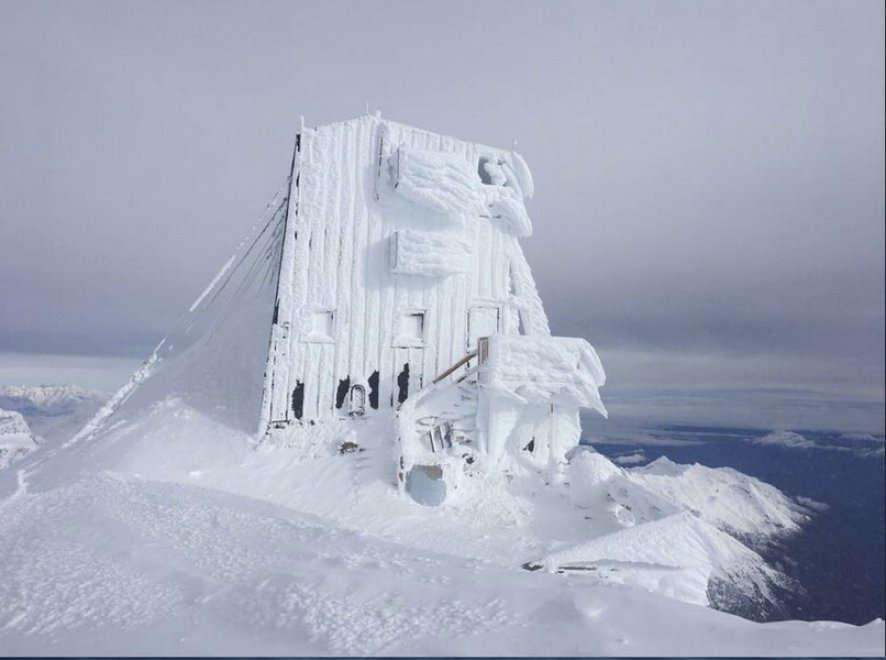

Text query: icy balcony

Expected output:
[478,335,607,414]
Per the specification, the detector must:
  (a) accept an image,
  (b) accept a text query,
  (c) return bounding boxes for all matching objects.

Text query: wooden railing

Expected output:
[432,350,478,384]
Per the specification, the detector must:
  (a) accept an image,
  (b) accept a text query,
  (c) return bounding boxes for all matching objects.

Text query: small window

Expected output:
[306,309,334,342]
[478,155,506,186]
[394,310,425,347]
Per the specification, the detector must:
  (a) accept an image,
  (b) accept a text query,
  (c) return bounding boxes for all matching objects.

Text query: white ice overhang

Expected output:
[391,146,485,217]
[389,145,534,237]
[479,335,607,418]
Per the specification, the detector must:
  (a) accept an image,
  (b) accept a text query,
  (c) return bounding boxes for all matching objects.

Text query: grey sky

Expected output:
[1,1,883,419]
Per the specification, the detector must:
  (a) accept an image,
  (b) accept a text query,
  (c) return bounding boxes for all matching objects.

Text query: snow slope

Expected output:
[0,408,39,469]
[0,397,882,655]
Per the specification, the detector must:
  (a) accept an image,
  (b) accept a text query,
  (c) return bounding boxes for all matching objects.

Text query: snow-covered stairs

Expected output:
[406,375,479,455]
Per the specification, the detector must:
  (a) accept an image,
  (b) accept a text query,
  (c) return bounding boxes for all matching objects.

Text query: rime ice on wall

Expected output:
[391,229,472,277]
[262,115,552,429]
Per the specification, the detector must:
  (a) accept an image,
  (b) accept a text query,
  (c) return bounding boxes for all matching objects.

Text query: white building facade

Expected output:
[261,114,552,428]
[260,115,606,493]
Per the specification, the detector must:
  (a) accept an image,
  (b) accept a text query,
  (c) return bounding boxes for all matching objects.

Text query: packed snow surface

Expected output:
[1,397,882,655]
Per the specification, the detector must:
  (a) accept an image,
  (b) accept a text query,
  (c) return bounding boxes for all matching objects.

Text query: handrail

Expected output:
[432,350,478,384]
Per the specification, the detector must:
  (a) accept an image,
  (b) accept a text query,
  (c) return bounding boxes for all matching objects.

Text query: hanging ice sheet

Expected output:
[391,229,471,277]
[391,146,485,217]
[479,335,607,416]
[70,185,289,444]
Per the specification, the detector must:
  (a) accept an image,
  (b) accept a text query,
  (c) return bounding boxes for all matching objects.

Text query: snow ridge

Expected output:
[0,409,40,469]
[0,385,106,418]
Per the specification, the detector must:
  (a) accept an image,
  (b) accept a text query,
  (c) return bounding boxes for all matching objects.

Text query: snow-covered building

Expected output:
[259,114,606,490]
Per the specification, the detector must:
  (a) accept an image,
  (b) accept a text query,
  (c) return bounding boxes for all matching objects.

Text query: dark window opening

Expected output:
[336,377,350,409]
[291,381,305,420]
[397,363,410,404]
[478,156,495,185]
[368,370,379,409]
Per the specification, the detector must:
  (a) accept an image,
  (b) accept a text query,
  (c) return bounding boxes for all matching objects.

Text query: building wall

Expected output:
[262,115,549,426]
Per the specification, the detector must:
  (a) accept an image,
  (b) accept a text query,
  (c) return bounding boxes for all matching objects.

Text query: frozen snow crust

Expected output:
[1,396,882,654]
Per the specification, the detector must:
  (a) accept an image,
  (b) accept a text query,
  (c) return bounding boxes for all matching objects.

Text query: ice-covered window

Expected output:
[394,310,426,347]
[467,305,500,350]
[478,155,506,186]
[391,230,471,277]
[306,309,335,343]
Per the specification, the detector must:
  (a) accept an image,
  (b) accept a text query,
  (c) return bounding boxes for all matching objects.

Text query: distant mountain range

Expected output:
[0,384,108,445]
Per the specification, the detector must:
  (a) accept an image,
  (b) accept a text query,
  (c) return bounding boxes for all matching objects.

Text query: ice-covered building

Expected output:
[259,114,607,490]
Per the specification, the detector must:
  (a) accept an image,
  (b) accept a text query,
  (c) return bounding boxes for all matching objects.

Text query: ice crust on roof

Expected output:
[482,335,607,416]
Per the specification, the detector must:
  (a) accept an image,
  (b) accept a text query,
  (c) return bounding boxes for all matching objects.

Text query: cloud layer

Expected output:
[1,1,883,426]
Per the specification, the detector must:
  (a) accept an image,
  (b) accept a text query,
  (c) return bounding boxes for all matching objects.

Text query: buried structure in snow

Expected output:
[258,114,608,502]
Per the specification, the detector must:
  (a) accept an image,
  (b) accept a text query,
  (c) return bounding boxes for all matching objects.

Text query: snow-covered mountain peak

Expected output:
[0,408,39,469]
[636,455,685,475]
[0,384,107,417]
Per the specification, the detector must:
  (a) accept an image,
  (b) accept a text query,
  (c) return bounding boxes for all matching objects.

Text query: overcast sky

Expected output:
[1,1,883,425]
